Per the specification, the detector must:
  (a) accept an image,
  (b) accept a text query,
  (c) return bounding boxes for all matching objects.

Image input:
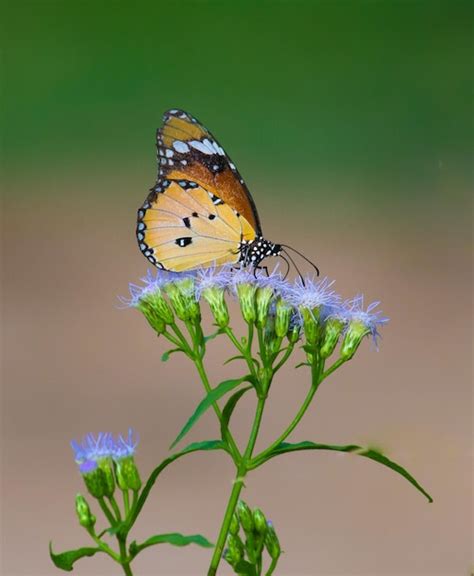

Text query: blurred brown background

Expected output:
[1,1,472,575]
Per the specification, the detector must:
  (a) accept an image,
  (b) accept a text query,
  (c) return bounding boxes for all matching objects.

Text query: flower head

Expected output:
[71,432,114,464]
[111,428,139,460]
[288,276,341,314]
[342,295,389,347]
[195,265,233,299]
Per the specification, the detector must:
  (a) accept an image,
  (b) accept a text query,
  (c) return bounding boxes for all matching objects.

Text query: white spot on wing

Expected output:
[165,149,174,158]
[173,141,190,153]
[190,139,213,154]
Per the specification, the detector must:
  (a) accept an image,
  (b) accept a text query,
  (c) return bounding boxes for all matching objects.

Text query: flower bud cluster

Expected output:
[224,500,281,572]
[125,267,388,364]
[71,429,141,500]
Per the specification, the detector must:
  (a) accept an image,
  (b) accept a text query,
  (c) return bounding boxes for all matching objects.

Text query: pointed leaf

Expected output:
[223,354,246,365]
[49,543,102,571]
[204,328,224,343]
[161,348,181,362]
[170,376,253,449]
[259,441,433,503]
[129,532,213,557]
[126,440,225,532]
[220,386,253,442]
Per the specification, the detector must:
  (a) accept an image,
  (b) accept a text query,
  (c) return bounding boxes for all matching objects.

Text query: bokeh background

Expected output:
[2,1,472,575]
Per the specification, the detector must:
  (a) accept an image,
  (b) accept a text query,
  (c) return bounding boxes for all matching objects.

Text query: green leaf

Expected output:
[204,328,224,343]
[234,559,258,575]
[223,354,246,365]
[129,532,213,558]
[259,441,433,503]
[49,543,102,571]
[126,440,225,532]
[161,348,181,362]
[220,386,253,442]
[170,376,253,449]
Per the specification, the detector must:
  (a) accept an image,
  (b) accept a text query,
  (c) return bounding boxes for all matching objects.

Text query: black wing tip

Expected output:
[162,108,196,122]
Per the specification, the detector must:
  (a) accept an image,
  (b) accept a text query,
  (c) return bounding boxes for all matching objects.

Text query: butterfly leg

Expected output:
[253,265,270,278]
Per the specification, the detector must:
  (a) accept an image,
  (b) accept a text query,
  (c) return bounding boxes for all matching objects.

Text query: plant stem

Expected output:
[265,556,279,575]
[223,325,258,378]
[250,358,325,469]
[207,397,267,575]
[122,489,130,517]
[207,470,246,576]
[98,497,117,526]
[108,495,122,521]
[118,537,133,576]
[194,354,241,461]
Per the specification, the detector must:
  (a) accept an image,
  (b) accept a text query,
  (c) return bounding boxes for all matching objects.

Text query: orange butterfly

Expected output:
[136,109,316,275]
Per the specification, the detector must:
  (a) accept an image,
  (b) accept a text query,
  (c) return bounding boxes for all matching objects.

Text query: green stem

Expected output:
[273,341,295,373]
[118,537,133,576]
[122,489,130,517]
[89,532,121,562]
[207,397,267,576]
[108,495,122,522]
[223,325,259,378]
[250,358,326,469]
[265,555,279,575]
[98,497,117,526]
[194,354,241,462]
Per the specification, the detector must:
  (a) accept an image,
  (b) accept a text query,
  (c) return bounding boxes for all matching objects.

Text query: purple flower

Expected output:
[342,295,389,347]
[195,265,234,298]
[71,429,139,465]
[111,428,139,460]
[71,432,114,464]
[120,268,195,307]
[288,276,341,311]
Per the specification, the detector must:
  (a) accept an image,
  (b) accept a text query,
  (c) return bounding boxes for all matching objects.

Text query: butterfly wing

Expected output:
[137,109,261,271]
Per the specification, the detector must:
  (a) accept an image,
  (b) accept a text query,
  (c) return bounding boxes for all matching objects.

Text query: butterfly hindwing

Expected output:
[137,179,256,272]
[137,110,261,272]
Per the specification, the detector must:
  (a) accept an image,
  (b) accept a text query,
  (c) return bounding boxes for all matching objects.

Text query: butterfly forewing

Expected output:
[137,110,260,271]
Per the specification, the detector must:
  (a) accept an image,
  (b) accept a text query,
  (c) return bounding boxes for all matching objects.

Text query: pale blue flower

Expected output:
[342,295,389,346]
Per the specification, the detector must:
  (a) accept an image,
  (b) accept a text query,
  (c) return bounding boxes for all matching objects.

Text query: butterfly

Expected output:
[136,109,317,277]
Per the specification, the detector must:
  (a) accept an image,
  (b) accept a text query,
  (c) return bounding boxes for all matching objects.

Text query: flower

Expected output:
[71,433,114,464]
[287,276,341,314]
[111,428,139,460]
[342,295,389,347]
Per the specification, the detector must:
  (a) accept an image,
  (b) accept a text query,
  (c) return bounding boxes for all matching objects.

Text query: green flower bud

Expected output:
[264,521,281,560]
[255,286,274,328]
[320,317,345,359]
[275,299,292,338]
[340,320,370,361]
[115,457,142,492]
[301,306,322,347]
[237,500,254,534]
[97,458,115,498]
[202,286,229,328]
[165,278,200,322]
[236,283,257,324]
[225,534,244,566]
[287,322,301,344]
[229,512,240,536]
[75,494,96,530]
[81,463,107,499]
[253,508,267,536]
[138,289,174,329]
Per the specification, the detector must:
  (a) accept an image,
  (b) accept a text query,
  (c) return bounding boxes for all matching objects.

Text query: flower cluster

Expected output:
[123,266,388,364]
[71,429,141,498]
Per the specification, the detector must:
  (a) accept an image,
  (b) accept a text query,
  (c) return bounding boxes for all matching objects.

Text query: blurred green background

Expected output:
[2,1,472,575]
[3,0,471,196]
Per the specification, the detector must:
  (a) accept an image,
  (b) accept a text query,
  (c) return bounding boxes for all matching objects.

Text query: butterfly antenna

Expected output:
[280,244,320,277]
[281,248,305,286]
[278,253,291,281]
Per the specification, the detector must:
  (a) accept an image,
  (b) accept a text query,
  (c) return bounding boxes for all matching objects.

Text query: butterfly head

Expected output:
[239,236,282,268]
